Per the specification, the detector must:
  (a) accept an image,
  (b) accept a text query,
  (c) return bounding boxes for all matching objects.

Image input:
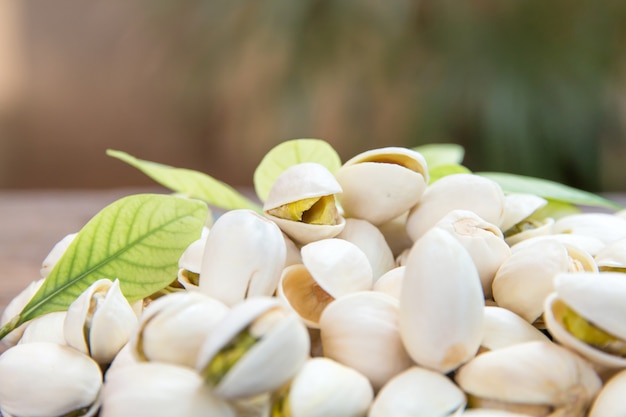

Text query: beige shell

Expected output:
[504,218,555,247]
[544,272,626,370]
[64,279,138,366]
[18,311,67,346]
[40,232,77,278]
[511,233,606,257]
[195,296,310,400]
[263,162,345,244]
[594,238,626,271]
[199,209,286,307]
[455,341,602,417]
[372,266,405,300]
[277,238,373,328]
[131,291,229,368]
[399,227,484,374]
[283,357,374,417]
[434,210,511,299]
[588,369,626,417]
[377,212,414,257]
[369,366,466,417]
[0,342,102,417]
[177,228,209,290]
[101,362,235,417]
[337,218,396,281]
[480,306,548,352]
[319,291,413,390]
[406,174,505,242]
[0,278,45,347]
[553,213,626,244]
[499,193,548,233]
[335,147,429,225]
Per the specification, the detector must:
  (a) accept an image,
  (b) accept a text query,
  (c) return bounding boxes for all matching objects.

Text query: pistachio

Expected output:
[588,368,626,417]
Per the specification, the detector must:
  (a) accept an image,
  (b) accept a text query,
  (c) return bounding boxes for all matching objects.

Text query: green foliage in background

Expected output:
[143,0,626,191]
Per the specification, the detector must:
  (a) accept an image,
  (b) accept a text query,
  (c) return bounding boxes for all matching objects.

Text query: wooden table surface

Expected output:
[1,188,625,350]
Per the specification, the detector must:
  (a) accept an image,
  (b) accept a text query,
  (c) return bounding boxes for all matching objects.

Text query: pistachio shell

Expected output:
[0,278,44,347]
[101,362,235,417]
[400,227,484,373]
[177,229,209,290]
[511,233,606,256]
[594,238,626,271]
[263,162,345,244]
[18,311,67,345]
[64,278,138,365]
[369,366,466,417]
[406,174,505,242]
[499,193,548,233]
[455,341,601,417]
[377,212,414,257]
[320,291,413,390]
[504,218,555,247]
[434,210,511,299]
[196,297,310,399]
[284,357,374,417]
[372,266,405,300]
[337,218,396,281]
[199,209,286,306]
[0,342,102,417]
[40,232,77,278]
[588,369,626,417]
[335,147,429,225]
[481,307,548,352]
[131,291,229,368]
[553,213,626,244]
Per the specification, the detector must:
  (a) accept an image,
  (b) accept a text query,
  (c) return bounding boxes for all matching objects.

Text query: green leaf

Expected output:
[477,172,623,210]
[428,164,472,184]
[530,199,581,220]
[107,149,262,213]
[0,194,208,340]
[253,138,342,202]
[414,143,465,168]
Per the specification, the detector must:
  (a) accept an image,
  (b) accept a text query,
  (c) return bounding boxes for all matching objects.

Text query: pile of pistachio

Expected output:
[1,141,626,417]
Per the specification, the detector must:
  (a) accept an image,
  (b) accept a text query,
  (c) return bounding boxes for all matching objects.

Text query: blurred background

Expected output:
[1,0,626,192]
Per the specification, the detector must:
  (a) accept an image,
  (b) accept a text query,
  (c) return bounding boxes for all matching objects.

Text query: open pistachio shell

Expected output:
[273,357,374,417]
[277,238,373,328]
[499,193,548,233]
[263,162,345,244]
[406,174,505,242]
[131,291,229,368]
[335,147,429,225]
[553,213,626,245]
[400,227,484,374]
[594,238,626,271]
[544,272,626,370]
[337,218,396,281]
[455,341,601,417]
[319,291,413,390]
[511,233,606,257]
[434,210,511,300]
[177,228,209,290]
[64,278,138,366]
[0,342,102,417]
[504,218,555,247]
[101,362,235,417]
[369,366,466,417]
[199,209,286,307]
[196,297,310,400]
[588,369,626,417]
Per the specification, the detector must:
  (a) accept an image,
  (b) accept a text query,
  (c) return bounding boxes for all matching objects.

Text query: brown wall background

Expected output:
[1,0,626,191]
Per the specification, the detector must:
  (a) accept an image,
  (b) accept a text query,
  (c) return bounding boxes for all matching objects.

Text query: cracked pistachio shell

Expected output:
[0,342,102,417]
[455,341,601,417]
[320,291,413,390]
[263,162,345,244]
[196,297,310,400]
[400,227,484,374]
[493,240,597,325]
[499,193,548,233]
[544,272,626,370]
[276,357,374,417]
[373,266,405,300]
[18,311,67,345]
[0,278,44,347]
[369,366,466,417]
[131,291,229,368]
[504,218,555,247]
[553,213,626,245]
[434,210,511,300]
[101,362,235,417]
[40,232,77,278]
[588,369,626,417]
[337,218,396,281]
[199,209,286,307]
[278,238,373,328]
[480,307,548,352]
[594,238,626,271]
[335,147,429,225]
[406,174,505,242]
[177,227,209,290]
[64,278,138,366]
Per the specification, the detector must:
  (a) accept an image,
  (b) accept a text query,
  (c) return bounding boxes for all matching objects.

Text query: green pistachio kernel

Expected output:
[267,195,340,225]
[561,303,626,356]
[270,385,292,417]
[503,218,543,239]
[202,328,259,385]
